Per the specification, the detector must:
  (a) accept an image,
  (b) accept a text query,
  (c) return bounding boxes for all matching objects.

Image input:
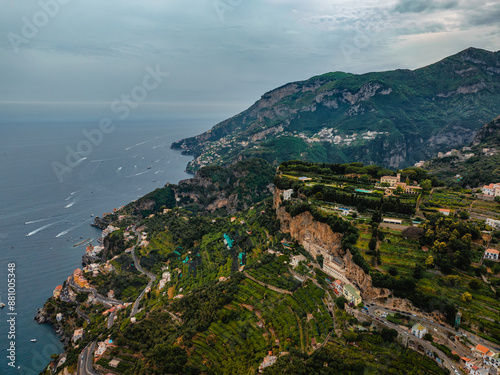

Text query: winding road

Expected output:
[131,228,156,316]
[77,341,100,375]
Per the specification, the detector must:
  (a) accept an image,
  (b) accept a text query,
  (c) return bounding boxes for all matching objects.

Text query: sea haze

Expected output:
[0,119,210,374]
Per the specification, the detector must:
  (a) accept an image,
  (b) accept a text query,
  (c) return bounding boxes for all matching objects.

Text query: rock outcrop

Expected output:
[274,190,390,301]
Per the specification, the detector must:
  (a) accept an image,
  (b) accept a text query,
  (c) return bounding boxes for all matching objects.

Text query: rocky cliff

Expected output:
[274,190,390,301]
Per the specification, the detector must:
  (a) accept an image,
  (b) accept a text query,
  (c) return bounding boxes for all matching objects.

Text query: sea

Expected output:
[0,118,211,374]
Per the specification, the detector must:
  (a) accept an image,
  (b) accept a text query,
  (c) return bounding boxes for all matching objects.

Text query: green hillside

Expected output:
[172,47,500,172]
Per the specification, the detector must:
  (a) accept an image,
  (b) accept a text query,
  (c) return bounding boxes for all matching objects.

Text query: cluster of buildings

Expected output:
[308,128,388,146]
[72,268,91,289]
[258,351,289,373]
[482,148,497,157]
[85,244,104,257]
[83,261,114,277]
[158,270,171,291]
[378,173,422,195]
[102,303,131,317]
[462,344,499,374]
[486,218,500,230]
[437,147,475,161]
[101,225,120,238]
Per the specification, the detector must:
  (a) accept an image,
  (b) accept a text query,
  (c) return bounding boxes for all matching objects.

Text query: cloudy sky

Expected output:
[0,0,499,122]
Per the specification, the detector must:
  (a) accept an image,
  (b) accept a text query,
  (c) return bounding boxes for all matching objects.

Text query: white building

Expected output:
[283,189,294,200]
[382,217,402,225]
[482,183,500,197]
[72,328,84,342]
[290,254,306,268]
[485,249,499,262]
[486,218,500,230]
[411,323,427,339]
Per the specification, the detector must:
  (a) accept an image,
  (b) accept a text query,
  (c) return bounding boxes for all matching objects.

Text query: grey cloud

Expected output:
[394,0,459,13]
[466,5,500,27]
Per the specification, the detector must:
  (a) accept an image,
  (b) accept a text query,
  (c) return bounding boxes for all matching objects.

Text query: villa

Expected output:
[411,323,427,339]
[484,249,499,262]
[343,284,362,306]
[482,183,500,197]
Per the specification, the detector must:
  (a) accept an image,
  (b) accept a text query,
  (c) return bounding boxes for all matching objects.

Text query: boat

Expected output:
[147,166,152,169]
[0,294,5,308]
[31,339,36,343]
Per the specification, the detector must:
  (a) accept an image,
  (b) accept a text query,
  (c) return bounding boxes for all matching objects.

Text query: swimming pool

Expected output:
[355,189,373,193]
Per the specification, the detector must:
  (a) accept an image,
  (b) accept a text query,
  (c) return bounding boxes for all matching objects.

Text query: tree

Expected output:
[468,279,481,290]
[458,211,470,220]
[413,264,424,279]
[388,266,398,276]
[421,179,432,191]
[369,237,377,252]
[317,254,324,268]
[425,255,434,268]
[371,211,382,223]
[335,296,347,310]
[423,333,433,341]
[461,292,472,303]
[381,328,398,342]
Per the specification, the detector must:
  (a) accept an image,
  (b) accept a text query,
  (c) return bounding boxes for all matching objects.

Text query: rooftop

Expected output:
[344,284,360,297]
[412,323,426,332]
[475,344,490,354]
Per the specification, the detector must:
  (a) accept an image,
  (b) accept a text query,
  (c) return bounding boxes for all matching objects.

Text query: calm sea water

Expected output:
[0,119,210,374]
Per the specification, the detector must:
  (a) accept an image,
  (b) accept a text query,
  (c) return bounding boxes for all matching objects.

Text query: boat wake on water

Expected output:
[24,218,50,225]
[65,200,77,208]
[55,225,80,238]
[26,221,59,237]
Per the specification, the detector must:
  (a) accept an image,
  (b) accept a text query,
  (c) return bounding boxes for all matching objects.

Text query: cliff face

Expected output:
[472,115,500,146]
[274,191,390,300]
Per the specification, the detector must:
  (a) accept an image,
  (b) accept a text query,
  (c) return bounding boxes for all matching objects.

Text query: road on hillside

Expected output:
[78,341,100,375]
[363,304,461,374]
[368,303,500,353]
[131,228,156,316]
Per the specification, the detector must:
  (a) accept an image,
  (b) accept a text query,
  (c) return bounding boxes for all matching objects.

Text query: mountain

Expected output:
[172,47,500,172]
[424,115,500,187]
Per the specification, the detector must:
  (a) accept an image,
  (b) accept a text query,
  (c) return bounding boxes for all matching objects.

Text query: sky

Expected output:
[0,0,499,123]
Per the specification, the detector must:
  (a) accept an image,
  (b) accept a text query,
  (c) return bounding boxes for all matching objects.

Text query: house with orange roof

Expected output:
[484,249,499,262]
[472,344,491,359]
[482,183,500,197]
[439,208,451,216]
[53,285,63,299]
[333,279,344,295]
